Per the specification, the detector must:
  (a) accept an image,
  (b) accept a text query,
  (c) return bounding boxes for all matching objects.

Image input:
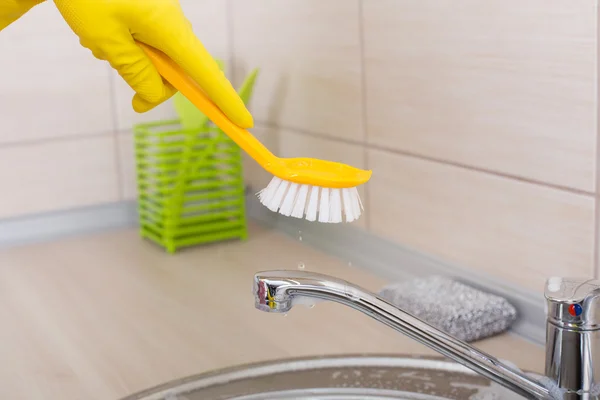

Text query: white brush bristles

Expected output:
[257,177,364,223]
[306,186,319,222]
[291,184,309,218]
[318,188,330,223]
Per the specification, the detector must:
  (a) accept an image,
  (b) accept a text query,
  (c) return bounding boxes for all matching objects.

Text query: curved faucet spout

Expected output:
[253,270,550,400]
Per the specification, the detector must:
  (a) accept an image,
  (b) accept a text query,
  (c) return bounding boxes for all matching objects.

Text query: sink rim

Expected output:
[120,354,535,400]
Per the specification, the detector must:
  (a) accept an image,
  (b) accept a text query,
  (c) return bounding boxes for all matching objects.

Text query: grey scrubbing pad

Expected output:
[379,276,517,342]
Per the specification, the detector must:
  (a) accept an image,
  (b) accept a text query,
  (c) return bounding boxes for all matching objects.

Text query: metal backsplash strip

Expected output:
[245,194,547,346]
[0,202,139,248]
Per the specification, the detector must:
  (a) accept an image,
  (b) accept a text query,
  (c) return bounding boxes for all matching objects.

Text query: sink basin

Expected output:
[120,355,530,400]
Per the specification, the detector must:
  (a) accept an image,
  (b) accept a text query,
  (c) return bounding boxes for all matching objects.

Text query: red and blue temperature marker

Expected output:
[568,303,582,317]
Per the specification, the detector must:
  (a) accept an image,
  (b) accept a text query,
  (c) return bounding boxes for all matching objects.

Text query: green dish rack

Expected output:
[133,64,259,253]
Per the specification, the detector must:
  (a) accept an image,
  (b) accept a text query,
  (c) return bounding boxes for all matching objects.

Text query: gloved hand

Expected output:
[53,0,253,128]
[0,0,43,31]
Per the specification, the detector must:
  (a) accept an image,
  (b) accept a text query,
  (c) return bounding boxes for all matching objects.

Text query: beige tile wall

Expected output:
[0,0,230,216]
[230,0,364,142]
[231,0,599,292]
[1,1,598,293]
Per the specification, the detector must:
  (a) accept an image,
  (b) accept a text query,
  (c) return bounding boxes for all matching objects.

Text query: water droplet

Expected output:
[298,230,303,241]
[348,261,352,267]
[283,313,288,317]
[297,262,305,270]
[307,304,315,309]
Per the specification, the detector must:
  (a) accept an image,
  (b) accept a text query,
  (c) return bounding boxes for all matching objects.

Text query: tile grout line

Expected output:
[255,120,597,198]
[357,0,371,231]
[107,63,125,200]
[17,114,585,202]
[594,4,600,280]
[0,131,117,150]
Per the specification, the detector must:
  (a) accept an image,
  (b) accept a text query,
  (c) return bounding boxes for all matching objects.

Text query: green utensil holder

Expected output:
[132,65,259,253]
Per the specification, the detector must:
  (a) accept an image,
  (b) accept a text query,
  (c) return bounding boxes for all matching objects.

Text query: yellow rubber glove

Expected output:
[0,0,44,31]
[53,0,253,128]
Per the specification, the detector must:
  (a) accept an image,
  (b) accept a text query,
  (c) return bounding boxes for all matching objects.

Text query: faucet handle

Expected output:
[545,277,600,329]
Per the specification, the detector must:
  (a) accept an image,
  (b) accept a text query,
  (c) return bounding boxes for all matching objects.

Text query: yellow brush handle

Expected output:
[137,41,276,168]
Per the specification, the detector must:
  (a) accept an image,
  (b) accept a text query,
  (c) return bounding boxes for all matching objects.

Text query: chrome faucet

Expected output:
[253,271,600,400]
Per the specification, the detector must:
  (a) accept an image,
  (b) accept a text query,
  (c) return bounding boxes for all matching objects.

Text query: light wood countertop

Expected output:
[0,222,545,399]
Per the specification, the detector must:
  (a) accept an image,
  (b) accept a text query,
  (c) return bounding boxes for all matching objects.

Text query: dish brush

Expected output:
[139,42,371,223]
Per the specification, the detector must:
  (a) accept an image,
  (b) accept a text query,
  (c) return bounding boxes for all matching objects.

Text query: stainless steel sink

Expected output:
[120,354,529,400]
